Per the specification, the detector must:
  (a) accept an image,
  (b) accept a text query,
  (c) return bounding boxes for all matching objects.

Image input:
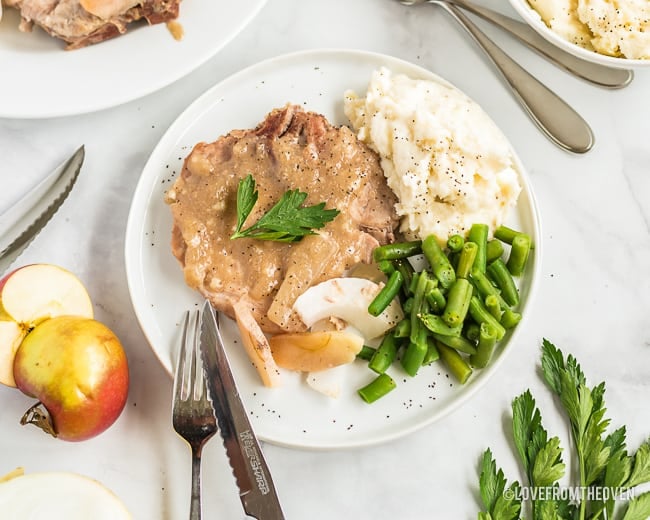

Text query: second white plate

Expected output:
[124,49,542,450]
[0,0,267,118]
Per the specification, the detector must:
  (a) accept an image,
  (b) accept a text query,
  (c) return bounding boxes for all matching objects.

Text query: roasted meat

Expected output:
[165,104,400,335]
[4,0,180,49]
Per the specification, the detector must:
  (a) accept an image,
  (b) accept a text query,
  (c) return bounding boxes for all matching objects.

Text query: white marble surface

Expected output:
[1,0,650,518]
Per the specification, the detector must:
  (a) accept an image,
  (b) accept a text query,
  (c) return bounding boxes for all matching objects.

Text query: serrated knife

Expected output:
[0,146,84,275]
[199,300,285,520]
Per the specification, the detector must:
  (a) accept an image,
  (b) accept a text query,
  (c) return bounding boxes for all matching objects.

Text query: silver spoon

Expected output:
[405,0,632,88]
[399,0,595,153]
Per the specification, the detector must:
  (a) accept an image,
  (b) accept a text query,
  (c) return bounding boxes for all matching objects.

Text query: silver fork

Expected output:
[172,310,218,520]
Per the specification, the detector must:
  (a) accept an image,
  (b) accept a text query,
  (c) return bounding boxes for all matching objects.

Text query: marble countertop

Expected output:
[1,0,649,518]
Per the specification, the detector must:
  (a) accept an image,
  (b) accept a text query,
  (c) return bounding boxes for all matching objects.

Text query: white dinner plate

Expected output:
[124,49,542,450]
[0,0,267,118]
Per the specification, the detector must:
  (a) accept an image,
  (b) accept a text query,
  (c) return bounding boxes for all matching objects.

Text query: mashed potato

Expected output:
[344,68,521,243]
[527,0,650,59]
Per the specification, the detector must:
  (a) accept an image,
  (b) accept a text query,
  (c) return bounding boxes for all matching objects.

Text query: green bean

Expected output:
[368,270,404,317]
[455,241,478,279]
[400,271,430,377]
[403,297,414,315]
[485,294,502,321]
[410,271,429,340]
[506,233,531,277]
[394,258,415,297]
[358,373,397,403]
[422,235,456,289]
[401,328,428,376]
[486,239,504,263]
[393,318,411,339]
[432,333,477,355]
[425,281,446,313]
[447,234,465,253]
[423,337,440,365]
[494,225,534,248]
[467,223,489,273]
[418,313,462,337]
[436,341,473,384]
[486,258,519,307]
[468,296,506,340]
[469,322,498,368]
[442,278,473,328]
[501,308,522,329]
[469,268,510,311]
[376,259,395,276]
[373,240,422,262]
[464,322,480,343]
[408,271,420,295]
[357,345,376,362]
[369,333,398,374]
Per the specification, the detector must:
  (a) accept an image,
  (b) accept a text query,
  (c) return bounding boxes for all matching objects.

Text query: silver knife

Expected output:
[199,300,285,520]
[0,146,85,275]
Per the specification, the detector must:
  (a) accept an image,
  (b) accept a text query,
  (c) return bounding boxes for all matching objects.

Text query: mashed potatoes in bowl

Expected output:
[509,0,650,66]
[344,68,521,243]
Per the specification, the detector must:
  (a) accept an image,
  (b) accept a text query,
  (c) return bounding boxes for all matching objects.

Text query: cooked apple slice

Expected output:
[293,277,403,340]
[0,264,94,388]
[0,470,131,519]
[269,330,363,372]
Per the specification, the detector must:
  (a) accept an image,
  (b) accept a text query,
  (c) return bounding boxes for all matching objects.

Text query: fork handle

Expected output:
[439,2,594,153]
[190,448,203,520]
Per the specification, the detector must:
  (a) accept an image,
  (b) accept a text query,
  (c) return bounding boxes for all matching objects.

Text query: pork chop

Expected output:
[5,0,180,49]
[165,104,399,335]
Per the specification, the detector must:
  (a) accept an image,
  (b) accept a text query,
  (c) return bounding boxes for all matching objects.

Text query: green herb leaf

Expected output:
[491,483,522,520]
[230,174,340,242]
[479,448,507,514]
[621,491,650,520]
[479,449,521,520]
[627,439,650,488]
[532,436,566,487]
[234,174,258,234]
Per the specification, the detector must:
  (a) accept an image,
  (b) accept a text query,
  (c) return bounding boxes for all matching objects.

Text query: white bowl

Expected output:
[508,0,650,69]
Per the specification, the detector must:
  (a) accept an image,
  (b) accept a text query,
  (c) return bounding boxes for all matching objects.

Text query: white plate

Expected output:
[0,0,267,118]
[124,49,542,450]
[509,0,650,69]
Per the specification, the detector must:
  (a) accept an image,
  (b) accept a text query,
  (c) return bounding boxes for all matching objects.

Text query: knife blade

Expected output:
[199,300,285,520]
[0,146,85,275]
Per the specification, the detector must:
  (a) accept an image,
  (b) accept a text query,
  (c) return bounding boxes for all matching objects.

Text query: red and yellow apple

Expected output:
[13,316,129,442]
[0,264,94,387]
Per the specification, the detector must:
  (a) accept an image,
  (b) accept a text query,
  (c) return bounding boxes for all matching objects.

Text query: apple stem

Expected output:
[20,402,58,438]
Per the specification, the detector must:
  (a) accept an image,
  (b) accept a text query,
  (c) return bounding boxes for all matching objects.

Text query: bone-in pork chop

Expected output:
[5,0,180,49]
[165,104,399,335]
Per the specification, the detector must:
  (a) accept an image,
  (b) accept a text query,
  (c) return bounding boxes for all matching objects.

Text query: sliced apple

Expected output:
[269,330,363,372]
[0,264,94,387]
[0,470,131,519]
[232,300,282,388]
[0,321,23,387]
[293,277,403,340]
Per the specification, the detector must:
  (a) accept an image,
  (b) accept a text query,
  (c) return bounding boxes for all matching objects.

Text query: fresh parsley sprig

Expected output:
[478,339,650,520]
[230,174,340,243]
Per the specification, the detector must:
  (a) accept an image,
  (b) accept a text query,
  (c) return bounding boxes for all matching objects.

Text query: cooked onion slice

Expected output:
[293,277,403,339]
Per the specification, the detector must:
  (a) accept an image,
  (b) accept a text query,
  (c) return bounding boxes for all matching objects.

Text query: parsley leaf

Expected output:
[230,174,340,243]
[479,448,522,520]
[621,491,650,520]
[627,438,650,488]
